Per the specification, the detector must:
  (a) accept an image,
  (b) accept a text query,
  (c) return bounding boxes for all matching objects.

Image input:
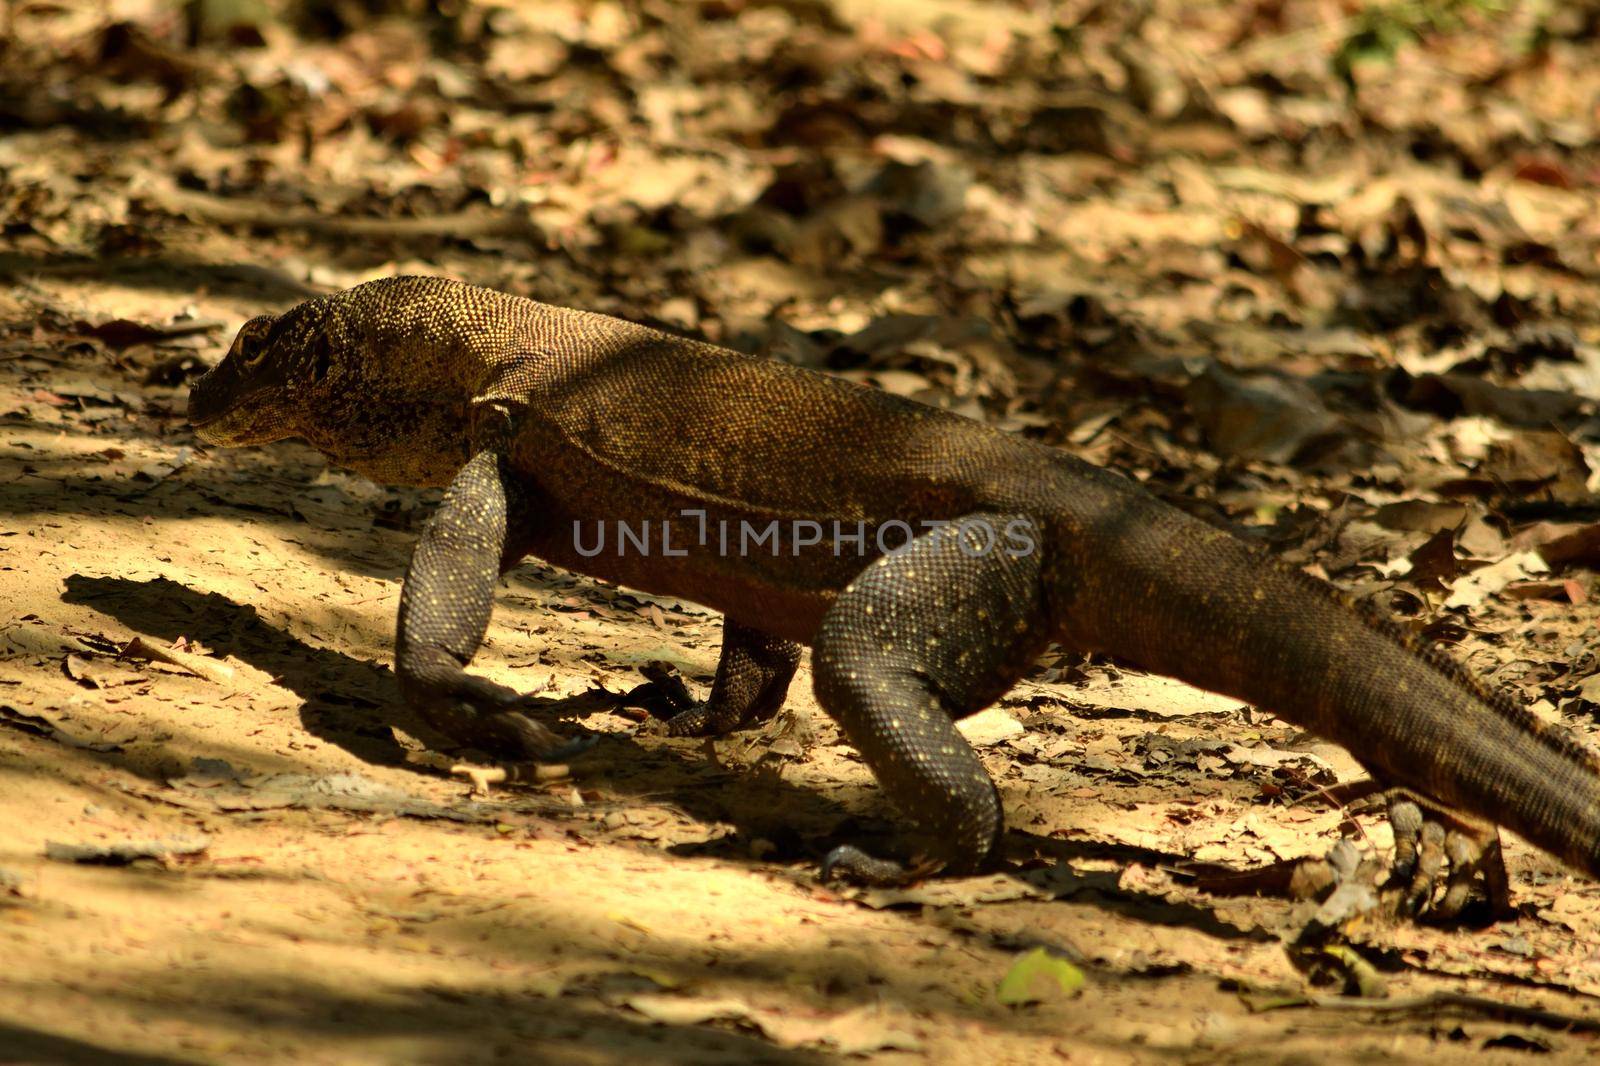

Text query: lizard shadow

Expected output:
[55,575,887,867]
[0,450,433,584]
[61,574,409,768]
[58,574,1285,944]
[0,1020,197,1066]
[1009,838,1280,943]
[4,971,828,1066]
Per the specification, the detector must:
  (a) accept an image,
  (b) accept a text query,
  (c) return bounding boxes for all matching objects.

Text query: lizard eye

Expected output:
[231,315,277,370]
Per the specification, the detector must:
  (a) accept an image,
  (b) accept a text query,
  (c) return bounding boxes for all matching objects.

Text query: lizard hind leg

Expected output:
[656,618,802,737]
[1316,779,1511,921]
[811,512,1053,886]
[1385,793,1510,921]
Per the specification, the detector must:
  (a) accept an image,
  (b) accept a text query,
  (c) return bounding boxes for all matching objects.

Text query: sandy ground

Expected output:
[3,276,1599,1064]
[5,0,1600,1059]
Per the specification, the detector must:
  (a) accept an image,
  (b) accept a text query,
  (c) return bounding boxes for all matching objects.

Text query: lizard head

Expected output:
[189,299,340,447]
[188,277,487,487]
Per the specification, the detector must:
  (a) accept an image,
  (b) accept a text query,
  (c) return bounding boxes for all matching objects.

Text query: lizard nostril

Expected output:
[186,376,213,425]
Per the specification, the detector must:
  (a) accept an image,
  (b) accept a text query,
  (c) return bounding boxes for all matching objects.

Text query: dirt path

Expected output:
[3,278,1597,1061]
[5,0,1600,1061]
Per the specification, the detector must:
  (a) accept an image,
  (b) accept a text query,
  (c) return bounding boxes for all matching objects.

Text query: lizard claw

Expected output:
[1386,794,1511,921]
[531,731,600,762]
[628,662,748,738]
[1311,779,1512,922]
[441,699,594,762]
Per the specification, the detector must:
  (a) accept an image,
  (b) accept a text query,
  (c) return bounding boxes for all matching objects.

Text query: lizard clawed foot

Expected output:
[628,662,716,736]
[819,845,943,887]
[1385,794,1510,921]
[412,674,597,763]
[1317,779,1511,922]
[629,660,788,738]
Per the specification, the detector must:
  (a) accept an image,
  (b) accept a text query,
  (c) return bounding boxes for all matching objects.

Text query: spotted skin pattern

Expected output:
[665,619,801,737]
[190,276,1600,900]
[814,515,1050,881]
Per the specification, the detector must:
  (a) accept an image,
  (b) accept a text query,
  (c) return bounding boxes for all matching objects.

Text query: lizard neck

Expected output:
[298,279,538,486]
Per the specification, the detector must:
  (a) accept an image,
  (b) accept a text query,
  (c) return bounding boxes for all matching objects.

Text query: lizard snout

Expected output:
[188,313,296,445]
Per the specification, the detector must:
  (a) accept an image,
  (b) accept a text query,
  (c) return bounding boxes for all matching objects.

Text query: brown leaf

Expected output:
[1373,500,1469,534]
[1437,432,1592,500]
[1185,362,1347,464]
[1400,373,1585,428]
[76,316,225,349]
[1503,580,1587,604]
[1531,522,1600,571]
[1406,528,1468,592]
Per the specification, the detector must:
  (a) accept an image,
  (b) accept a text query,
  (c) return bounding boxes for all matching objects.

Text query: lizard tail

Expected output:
[1074,502,1600,877]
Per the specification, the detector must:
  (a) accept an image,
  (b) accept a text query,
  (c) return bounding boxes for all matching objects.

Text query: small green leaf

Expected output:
[995,947,1085,1006]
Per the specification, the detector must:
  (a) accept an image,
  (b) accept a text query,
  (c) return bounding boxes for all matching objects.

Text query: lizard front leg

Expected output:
[811,513,1053,885]
[396,449,589,761]
[649,618,802,737]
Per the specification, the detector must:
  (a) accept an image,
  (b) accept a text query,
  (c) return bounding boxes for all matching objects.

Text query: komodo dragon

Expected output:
[188,275,1600,908]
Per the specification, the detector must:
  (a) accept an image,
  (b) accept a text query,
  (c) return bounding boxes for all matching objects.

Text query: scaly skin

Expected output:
[189,276,1600,902]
